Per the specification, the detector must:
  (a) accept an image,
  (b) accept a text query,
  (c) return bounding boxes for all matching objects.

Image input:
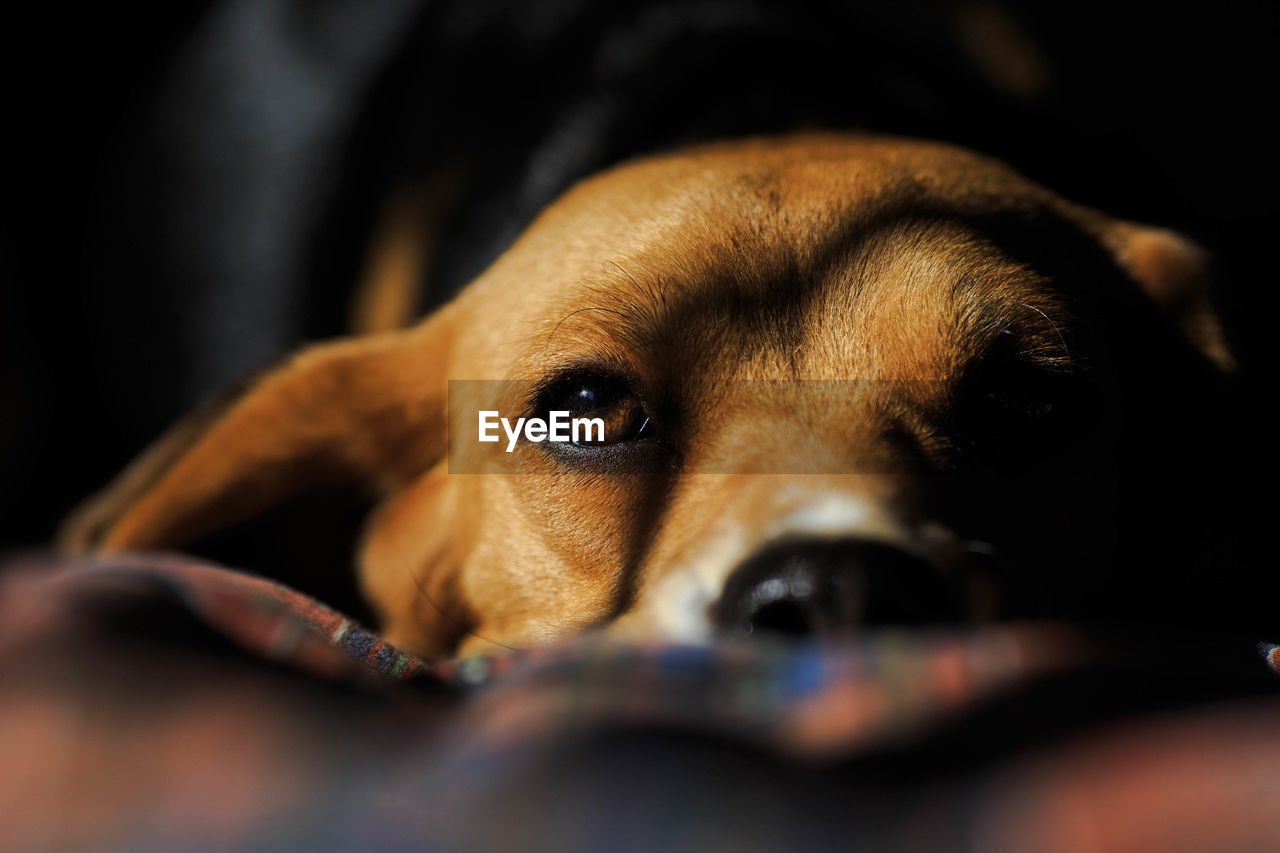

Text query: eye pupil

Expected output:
[534,370,655,449]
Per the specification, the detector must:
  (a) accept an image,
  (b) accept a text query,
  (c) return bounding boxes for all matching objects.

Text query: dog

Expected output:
[61,133,1236,656]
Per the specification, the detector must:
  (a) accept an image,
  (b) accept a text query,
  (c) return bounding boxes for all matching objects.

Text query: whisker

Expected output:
[403,559,519,653]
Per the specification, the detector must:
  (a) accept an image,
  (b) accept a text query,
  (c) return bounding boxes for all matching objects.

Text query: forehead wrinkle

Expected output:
[526,208,935,378]
[516,181,1062,381]
[523,162,916,366]
[528,257,802,376]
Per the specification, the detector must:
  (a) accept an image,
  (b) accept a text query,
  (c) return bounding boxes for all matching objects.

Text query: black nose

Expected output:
[711,539,957,637]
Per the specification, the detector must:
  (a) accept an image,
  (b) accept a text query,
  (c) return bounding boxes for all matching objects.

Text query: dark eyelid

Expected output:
[982,323,1075,376]
[525,360,641,419]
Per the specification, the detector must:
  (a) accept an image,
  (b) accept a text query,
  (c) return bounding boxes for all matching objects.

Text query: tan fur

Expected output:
[350,169,466,334]
[62,134,1232,655]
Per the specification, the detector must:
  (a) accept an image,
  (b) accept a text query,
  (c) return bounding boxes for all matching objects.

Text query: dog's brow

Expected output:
[540,260,733,360]
[534,210,934,358]
[537,216,1076,374]
[955,288,1074,370]
[542,281,672,355]
[543,227,894,357]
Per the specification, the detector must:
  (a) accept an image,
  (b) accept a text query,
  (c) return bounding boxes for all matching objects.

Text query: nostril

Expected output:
[712,538,955,638]
[749,599,814,635]
[740,570,820,635]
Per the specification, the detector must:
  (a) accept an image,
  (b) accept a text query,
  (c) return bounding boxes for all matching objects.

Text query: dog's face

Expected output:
[65,135,1234,656]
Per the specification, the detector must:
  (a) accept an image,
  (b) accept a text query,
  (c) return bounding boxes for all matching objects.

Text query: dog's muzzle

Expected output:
[711,538,961,637]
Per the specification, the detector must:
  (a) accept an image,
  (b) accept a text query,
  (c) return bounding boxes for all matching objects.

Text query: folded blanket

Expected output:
[2,552,1278,852]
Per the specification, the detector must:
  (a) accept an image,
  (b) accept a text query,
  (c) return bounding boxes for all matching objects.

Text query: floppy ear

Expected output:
[60,315,455,554]
[1095,220,1237,373]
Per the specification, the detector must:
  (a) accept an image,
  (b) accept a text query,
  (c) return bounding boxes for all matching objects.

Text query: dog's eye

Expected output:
[953,329,1076,463]
[536,371,653,447]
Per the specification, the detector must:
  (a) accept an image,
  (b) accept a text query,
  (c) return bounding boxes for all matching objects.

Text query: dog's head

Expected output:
[64,135,1235,655]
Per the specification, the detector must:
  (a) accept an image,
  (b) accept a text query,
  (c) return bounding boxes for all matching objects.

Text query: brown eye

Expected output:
[537,371,653,447]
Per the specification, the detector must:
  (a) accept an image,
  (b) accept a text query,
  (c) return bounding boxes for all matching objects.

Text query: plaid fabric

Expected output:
[1260,642,1280,675]
[2,551,1279,852]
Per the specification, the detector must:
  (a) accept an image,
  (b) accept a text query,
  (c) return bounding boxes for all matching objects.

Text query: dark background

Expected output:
[1,0,1274,566]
